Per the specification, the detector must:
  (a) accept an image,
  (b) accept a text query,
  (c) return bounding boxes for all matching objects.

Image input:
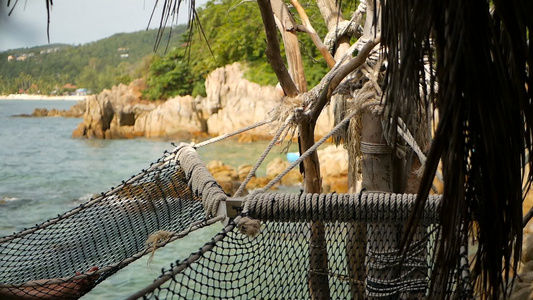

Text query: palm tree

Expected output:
[381,1,532,298]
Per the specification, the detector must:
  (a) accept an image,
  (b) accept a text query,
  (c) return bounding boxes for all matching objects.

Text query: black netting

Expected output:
[143,193,473,300]
[0,145,218,299]
[0,144,474,300]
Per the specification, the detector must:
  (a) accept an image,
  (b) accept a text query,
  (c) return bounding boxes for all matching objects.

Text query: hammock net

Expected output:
[0,144,472,299]
[139,192,472,300]
[0,144,222,299]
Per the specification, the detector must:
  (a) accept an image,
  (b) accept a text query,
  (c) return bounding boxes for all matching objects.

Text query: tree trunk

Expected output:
[268,1,329,297]
[299,119,331,300]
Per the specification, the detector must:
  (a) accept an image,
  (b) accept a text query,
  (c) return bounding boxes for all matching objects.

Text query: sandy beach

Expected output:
[0,94,87,101]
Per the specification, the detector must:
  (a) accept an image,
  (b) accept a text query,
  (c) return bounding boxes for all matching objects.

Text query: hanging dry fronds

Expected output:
[380,0,533,298]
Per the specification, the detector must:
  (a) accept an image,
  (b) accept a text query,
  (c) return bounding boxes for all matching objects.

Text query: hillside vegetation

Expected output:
[0,27,186,95]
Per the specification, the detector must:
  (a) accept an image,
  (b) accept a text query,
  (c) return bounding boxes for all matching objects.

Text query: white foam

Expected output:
[0,196,19,202]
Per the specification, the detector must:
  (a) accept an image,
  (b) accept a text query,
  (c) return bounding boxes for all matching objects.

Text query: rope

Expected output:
[193,120,272,148]
[258,100,381,192]
[360,141,393,154]
[176,145,228,217]
[233,116,293,197]
[323,1,366,52]
[244,191,441,223]
[395,118,444,183]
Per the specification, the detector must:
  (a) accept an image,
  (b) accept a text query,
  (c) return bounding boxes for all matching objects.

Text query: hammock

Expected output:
[0,144,224,299]
[0,143,472,299]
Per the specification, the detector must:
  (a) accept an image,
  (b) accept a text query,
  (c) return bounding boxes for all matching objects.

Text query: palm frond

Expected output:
[150,0,213,57]
[6,0,54,43]
[380,0,533,298]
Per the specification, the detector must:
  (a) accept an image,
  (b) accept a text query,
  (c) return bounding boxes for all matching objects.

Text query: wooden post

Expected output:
[299,118,331,300]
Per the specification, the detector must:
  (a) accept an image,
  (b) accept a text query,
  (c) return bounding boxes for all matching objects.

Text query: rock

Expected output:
[23,101,87,118]
[134,95,203,138]
[237,164,253,181]
[318,145,349,193]
[73,79,204,139]
[71,63,337,140]
[510,282,533,300]
[237,134,257,143]
[266,157,302,186]
[72,93,114,138]
[32,108,49,117]
[246,177,271,190]
[201,62,283,139]
[207,160,238,195]
[523,233,533,263]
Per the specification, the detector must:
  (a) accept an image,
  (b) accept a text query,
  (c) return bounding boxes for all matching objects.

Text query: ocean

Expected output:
[0,100,297,299]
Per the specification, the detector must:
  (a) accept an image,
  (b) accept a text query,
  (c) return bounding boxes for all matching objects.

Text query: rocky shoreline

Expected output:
[70,62,336,141]
[207,144,349,195]
[13,101,86,118]
[19,62,349,193]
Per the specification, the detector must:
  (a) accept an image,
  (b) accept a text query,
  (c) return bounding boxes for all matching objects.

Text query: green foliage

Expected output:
[144,49,198,100]
[1,1,344,100]
[143,0,332,100]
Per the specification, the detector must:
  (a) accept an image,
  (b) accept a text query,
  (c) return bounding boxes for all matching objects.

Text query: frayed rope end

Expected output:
[238,217,261,238]
[145,230,173,266]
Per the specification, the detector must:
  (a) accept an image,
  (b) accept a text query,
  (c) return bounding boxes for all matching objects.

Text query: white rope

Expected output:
[233,116,294,197]
[396,118,444,183]
[193,120,272,149]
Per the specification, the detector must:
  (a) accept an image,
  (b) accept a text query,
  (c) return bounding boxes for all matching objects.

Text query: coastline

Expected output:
[0,94,87,101]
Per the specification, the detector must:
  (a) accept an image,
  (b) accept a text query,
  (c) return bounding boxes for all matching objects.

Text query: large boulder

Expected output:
[201,62,283,139]
[266,157,303,186]
[206,160,239,195]
[72,93,114,139]
[133,95,204,139]
[73,80,203,139]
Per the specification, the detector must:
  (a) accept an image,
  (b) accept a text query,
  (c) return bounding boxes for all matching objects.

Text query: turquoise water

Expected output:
[0,100,297,299]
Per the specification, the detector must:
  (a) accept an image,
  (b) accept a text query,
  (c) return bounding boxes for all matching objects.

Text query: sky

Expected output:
[0,0,207,52]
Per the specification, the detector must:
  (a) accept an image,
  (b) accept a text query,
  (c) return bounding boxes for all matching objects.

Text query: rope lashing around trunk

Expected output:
[323,1,367,53]
[259,100,382,193]
[235,100,382,234]
[360,141,393,154]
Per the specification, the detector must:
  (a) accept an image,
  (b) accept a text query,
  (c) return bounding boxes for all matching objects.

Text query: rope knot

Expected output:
[146,230,173,265]
[237,217,261,238]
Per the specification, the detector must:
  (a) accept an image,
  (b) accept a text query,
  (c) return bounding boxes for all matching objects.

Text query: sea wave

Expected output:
[0,196,19,202]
